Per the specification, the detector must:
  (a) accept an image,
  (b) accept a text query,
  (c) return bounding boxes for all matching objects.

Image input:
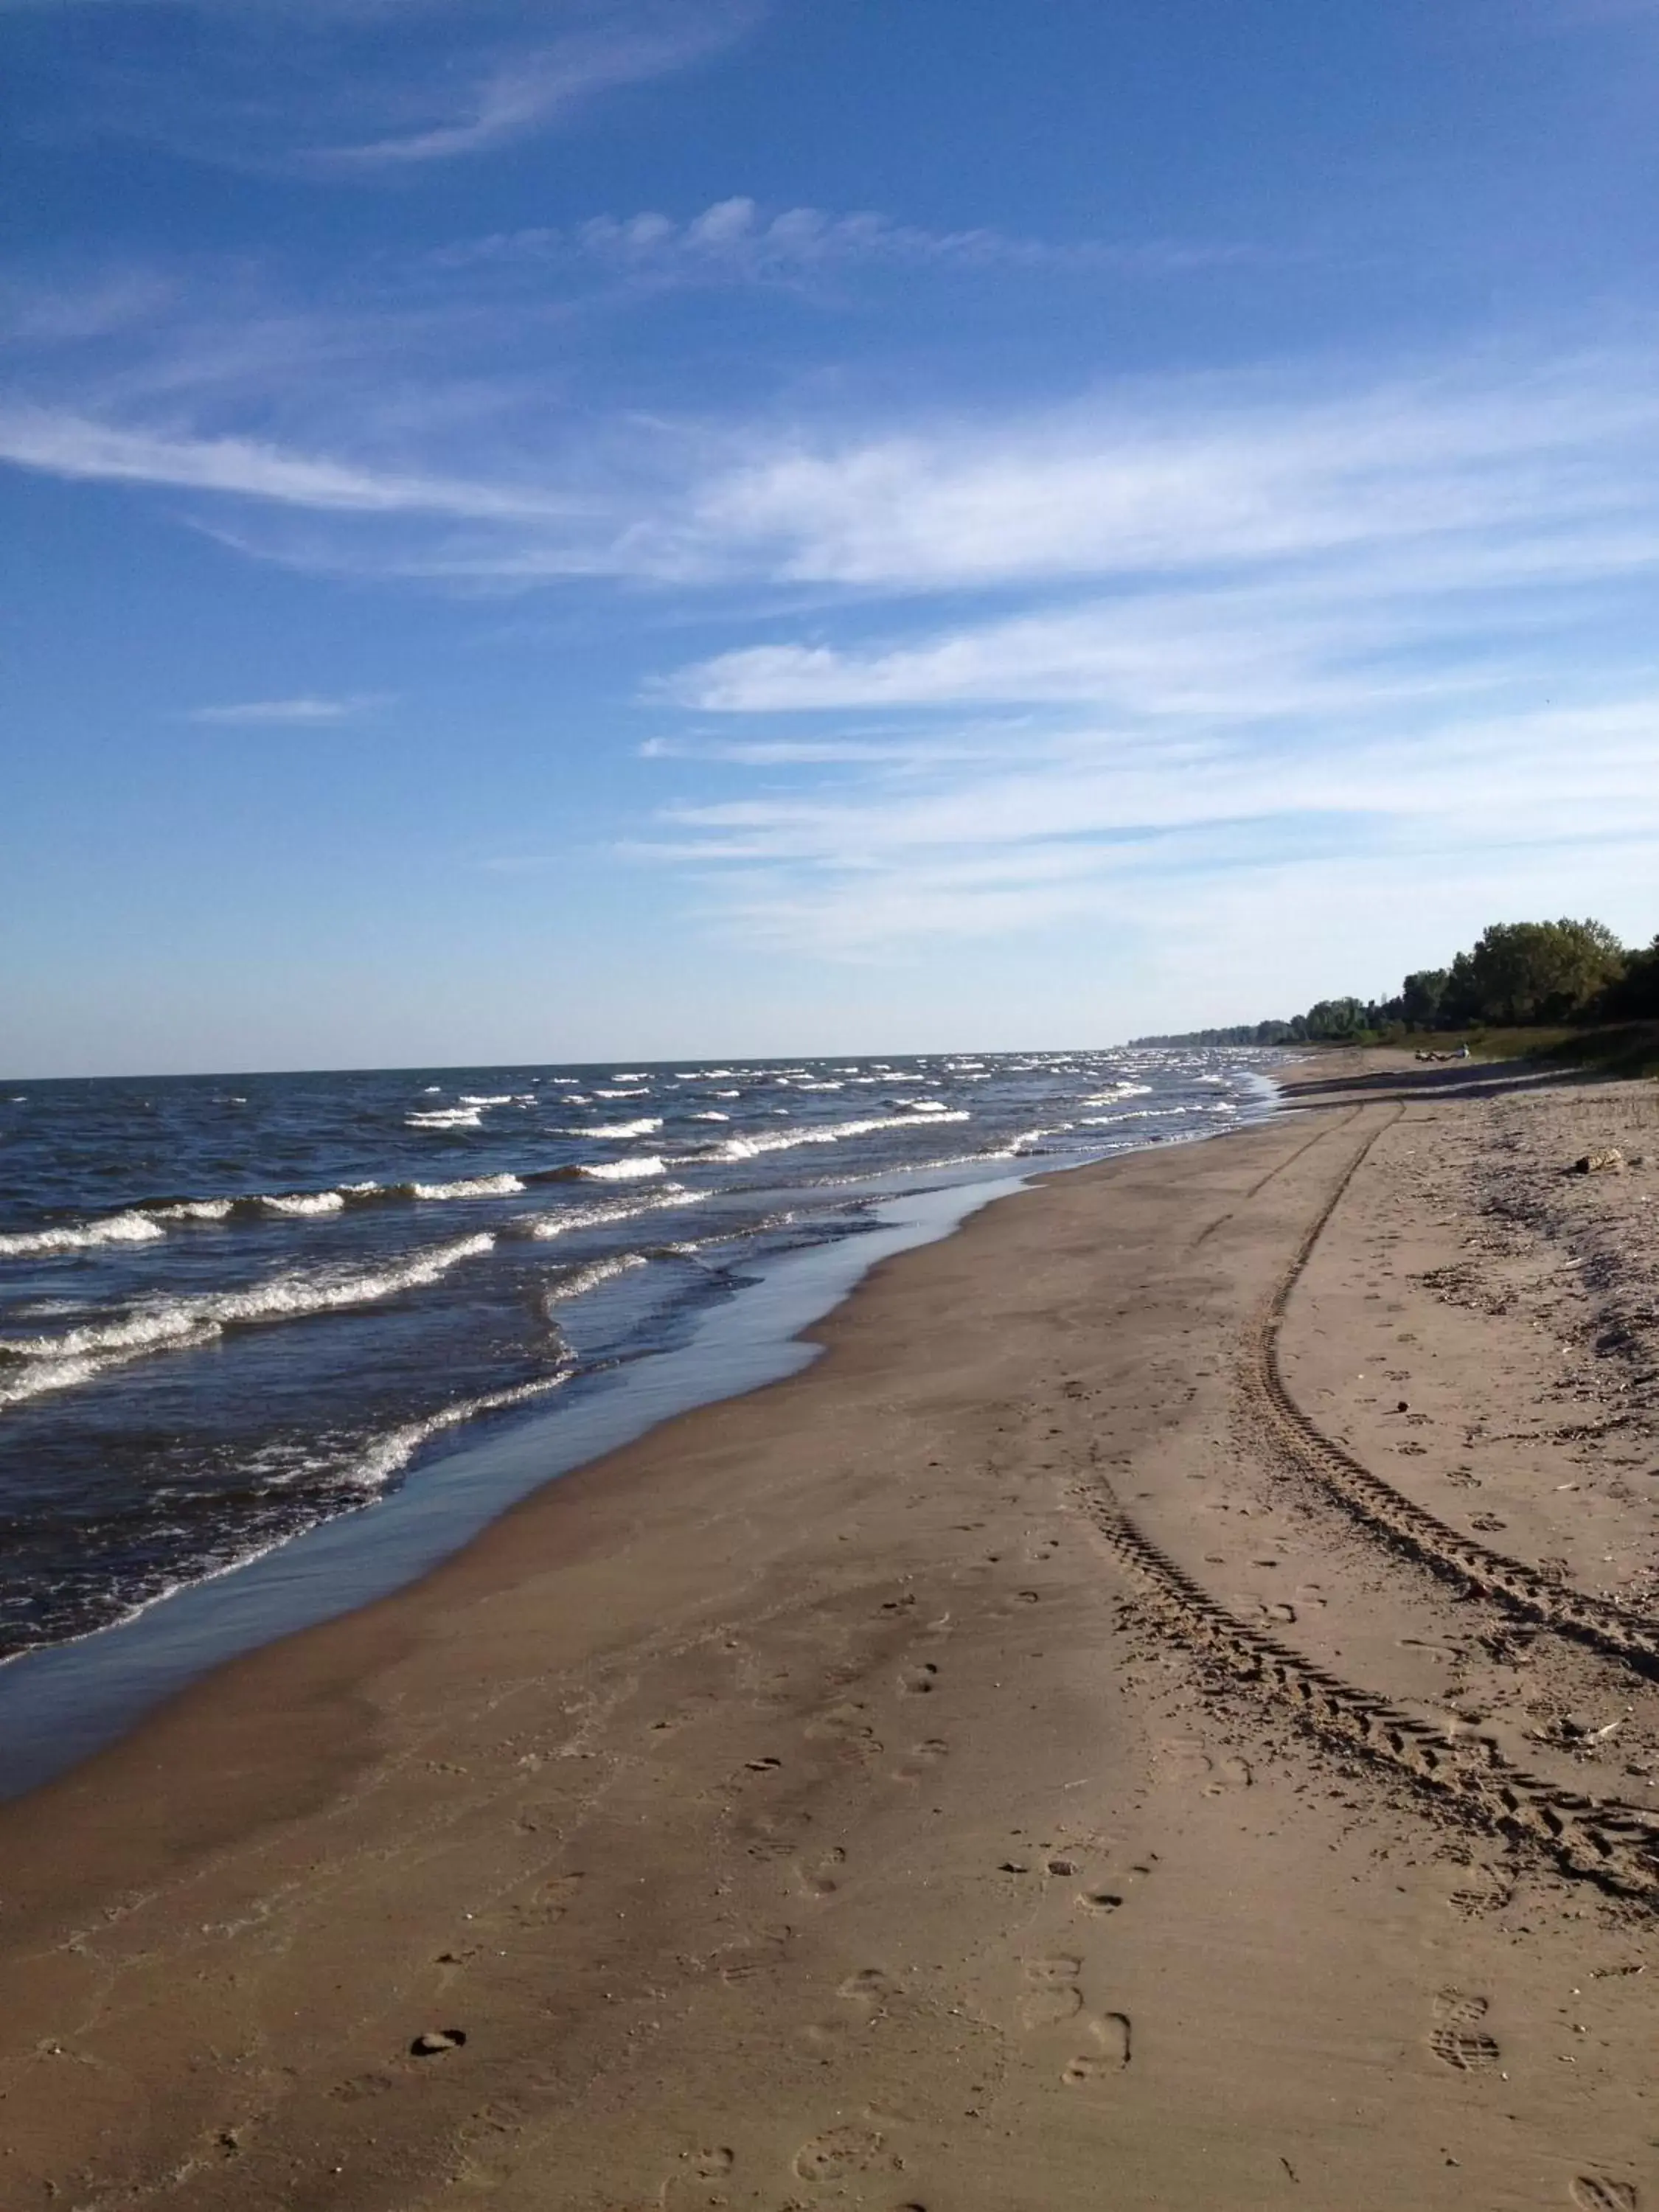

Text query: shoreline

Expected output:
[0,1082,1281,1801]
[0,1168,1032,1799]
[3,1051,1653,2209]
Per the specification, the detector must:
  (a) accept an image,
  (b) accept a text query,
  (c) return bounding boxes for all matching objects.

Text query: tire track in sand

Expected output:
[1242,1106,1659,1680]
[1079,1477,1659,1902]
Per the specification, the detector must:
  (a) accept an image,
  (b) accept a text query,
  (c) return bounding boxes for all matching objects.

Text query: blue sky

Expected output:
[4,0,1658,1074]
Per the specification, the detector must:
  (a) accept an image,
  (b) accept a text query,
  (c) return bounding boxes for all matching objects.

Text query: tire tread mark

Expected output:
[1191,1105,1363,1251]
[1246,1108,1659,1677]
[1079,1482,1659,1902]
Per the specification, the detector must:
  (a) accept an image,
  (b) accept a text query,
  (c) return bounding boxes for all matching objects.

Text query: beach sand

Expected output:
[2,1054,1655,2211]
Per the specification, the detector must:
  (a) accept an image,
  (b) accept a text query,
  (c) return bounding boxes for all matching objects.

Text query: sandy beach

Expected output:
[2,1054,1655,2211]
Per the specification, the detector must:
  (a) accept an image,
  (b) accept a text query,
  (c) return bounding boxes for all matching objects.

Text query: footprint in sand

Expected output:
[793,2125,898,2184]
[839,1966,903,2006]
[1079,1890,1124,1916]
[899,1663,939,1696]
[1018,1957,1085,2029]
[1025,1954,1082,1980]
[329,2072,396,2103]
[1447,1874,1512,1919]
[659,2146,737,2210]
[889,1737,950,1785]
[1571,2180,1638,2212]
[797,1847,846,1898]
[1062,2013,1132,2082]
[1159,1738,1214,1784]
[807,1703,883,1756]
[1429,1989,1500,2071]
[683,2147,734,2180]
[1203,1756,1253,1795]
[510,1871,585,1930]
[718,1940,788,1988]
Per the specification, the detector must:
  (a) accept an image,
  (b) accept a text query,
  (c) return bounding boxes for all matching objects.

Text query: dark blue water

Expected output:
[0,1048,1276,1668]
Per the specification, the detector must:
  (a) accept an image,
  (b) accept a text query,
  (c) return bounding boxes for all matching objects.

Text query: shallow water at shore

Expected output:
[0,1176,1020,1797]
[0,1048,1278,1747]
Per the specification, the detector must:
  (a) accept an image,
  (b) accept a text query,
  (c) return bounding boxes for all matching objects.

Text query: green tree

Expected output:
[1400,968,1450,1027]
[1461,919,1624,1024]
[1304,996,1369,1040]
[1607,933,1659,1020]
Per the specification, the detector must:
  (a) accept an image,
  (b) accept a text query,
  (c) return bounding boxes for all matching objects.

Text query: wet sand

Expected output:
[1,1054,1655,2211]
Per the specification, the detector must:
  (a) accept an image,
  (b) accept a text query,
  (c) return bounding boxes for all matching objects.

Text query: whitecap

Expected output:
[406,1107,483,1129]
[704,1112,969,1162]
[990,1126,1071,1158]
[0,1232,495,1405]
[0,1210,167,1258]
[544,1251,649,1307]
[148,1198,236,1223]
[520,1188,703,1240]
[574,1156,667,1182]
[338,1371,572,1495]
[260,1191,347,1217]
[408,1174,525,1200]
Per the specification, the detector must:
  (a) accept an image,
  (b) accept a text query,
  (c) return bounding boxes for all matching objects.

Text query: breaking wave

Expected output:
[571,1155,668,1183]
[337,1371,573,1496]
[700,1112,970,1162]
[0,1233,495,1407]
[406,1173,526,1201]
[260,1191,347,1217]
[543,1251,649,1309]
[0,1211,167,1258]
[519,1188,703,1240]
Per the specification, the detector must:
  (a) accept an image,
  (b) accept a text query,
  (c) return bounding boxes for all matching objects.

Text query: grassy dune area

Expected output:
[1422,1021,1659,1078]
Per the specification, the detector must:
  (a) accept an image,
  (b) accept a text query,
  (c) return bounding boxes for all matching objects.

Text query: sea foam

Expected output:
[0,1211,166,1258]
[0,1233,495,1405]
[705,1112,968,1162]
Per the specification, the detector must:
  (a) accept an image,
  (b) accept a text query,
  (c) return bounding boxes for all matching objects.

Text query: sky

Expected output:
[4,0,1659,1075]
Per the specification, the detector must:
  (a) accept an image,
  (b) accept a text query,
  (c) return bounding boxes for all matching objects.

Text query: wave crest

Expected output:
[0,1211,166,1258]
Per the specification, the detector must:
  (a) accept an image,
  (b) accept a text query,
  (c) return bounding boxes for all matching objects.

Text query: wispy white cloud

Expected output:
[7,307,1659,979]
[434,195,1260,283]
[311,13,751,170]
[14,335,1650,608]
[6,0,763,173]
[629,689,1659,958]
[682,359,1659,588]
[187,692,388,724]
[0,406,588,520]
[612,352,1659,963]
